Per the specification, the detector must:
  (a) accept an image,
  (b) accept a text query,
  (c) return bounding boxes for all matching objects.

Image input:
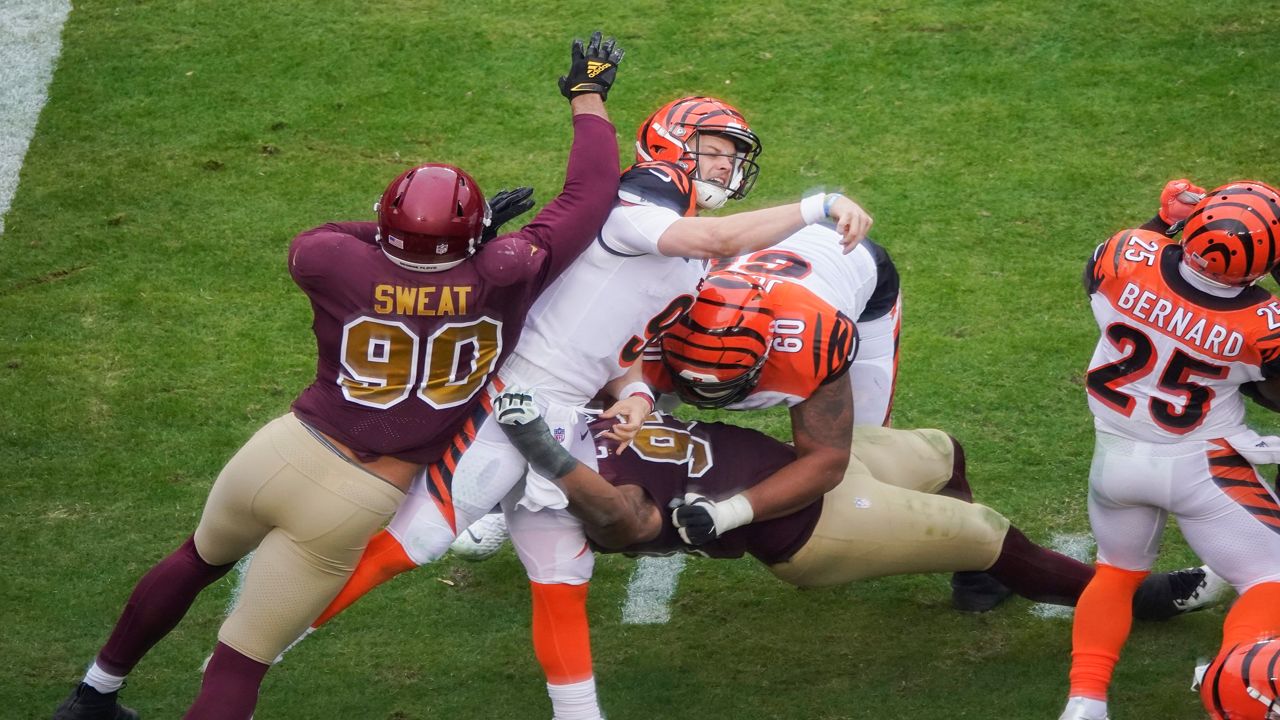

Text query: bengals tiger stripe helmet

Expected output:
[1181,180,1280,286]
[635,96,762,210]
[659,273,774,408]
[375,163,491,272]
[1201,638,1280,719]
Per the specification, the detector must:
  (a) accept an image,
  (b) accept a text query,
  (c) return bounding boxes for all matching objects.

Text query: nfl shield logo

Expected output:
[553,427,566,443]
[435,242,449,254]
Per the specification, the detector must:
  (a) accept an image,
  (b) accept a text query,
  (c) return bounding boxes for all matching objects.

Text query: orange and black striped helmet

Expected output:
[659,273,774,408]
[635,96,762,207]
[1181,181,1280,286]
[1201,638,1280,719]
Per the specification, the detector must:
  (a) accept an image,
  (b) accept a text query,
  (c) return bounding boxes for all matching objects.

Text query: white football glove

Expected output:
[670,492,753,545]
[495,389,540,426]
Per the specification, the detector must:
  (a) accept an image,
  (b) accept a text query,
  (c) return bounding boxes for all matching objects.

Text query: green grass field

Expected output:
[5,1,1280,717]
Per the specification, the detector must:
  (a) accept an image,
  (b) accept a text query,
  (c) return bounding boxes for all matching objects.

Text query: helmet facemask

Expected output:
[682,131,760,210]
[665,354,768,409]
[634,96,762,210]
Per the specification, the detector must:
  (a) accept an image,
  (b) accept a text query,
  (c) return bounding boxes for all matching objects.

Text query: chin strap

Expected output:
[694,179,729,209]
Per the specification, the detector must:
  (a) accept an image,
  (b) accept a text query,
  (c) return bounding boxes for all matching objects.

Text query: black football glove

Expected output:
[482,186,535,243]
[559,31,624,101]
[670,494,719,545]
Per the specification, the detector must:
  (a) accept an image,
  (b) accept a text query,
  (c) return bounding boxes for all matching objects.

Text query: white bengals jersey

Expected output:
[1084,228,1280,443]
[709,223,895,324]
[503,161,705,403]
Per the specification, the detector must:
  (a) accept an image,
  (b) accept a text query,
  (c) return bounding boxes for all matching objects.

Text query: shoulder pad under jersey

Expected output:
[619,161,697,217]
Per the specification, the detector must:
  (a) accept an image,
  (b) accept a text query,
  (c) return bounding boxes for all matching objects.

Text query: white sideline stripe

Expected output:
[0,0,71,235]
[622,555,687,625]
[1031,532,1095,619]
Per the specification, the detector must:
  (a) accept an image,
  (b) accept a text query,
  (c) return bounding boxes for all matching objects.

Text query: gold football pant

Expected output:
[767,426,1009,588]
[193,413,404,663]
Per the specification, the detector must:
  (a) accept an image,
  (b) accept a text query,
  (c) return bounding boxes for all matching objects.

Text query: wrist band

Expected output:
[717,493,755,534]
[619,381,655,411]
[800,193,827,225]
[822,193,845,217]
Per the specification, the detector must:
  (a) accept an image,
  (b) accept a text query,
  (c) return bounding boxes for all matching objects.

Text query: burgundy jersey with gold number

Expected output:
[592,415,821,564]
[290,114,618,464]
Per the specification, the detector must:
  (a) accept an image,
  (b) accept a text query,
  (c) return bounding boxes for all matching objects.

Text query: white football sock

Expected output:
[83,662,126,693]
[548,677,603,720]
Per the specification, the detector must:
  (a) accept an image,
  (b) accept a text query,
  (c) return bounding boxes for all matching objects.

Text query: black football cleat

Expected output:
[1132,565,1231,621]
[52,683,139,720]
[950,571,1014,612]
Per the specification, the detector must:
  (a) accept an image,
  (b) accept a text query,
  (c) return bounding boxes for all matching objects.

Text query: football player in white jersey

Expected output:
[309,95,874,720]
[1060,179,1280,720]
[705,223,903,426]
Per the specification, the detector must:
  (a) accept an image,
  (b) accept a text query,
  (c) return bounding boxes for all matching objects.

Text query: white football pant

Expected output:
[1089,430,1280,593]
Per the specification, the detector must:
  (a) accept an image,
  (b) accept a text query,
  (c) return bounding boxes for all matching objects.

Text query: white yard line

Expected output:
[1031,532,1095,619]
[0,0,70,235]
[226,551,253,614]
[621,555,687,625]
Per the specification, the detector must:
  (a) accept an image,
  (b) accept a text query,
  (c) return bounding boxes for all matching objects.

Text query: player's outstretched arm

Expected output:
[671,375,854,546]
[494,392,659,547]
[501,31,624,284]
[744,373,854,521]
[656,191,872,259]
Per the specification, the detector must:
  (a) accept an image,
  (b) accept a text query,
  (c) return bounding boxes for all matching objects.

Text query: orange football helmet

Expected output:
[1202,638,1280,719]
[1181,180,1280,286]
[659,273,774,408]
[375,163,490,272]
[635,96,762,209]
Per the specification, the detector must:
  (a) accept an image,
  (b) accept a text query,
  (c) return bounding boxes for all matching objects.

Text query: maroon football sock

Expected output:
[96,536,235,675]
[937,436,973,502]
[184,642,270,720]
[986,526,1093,605]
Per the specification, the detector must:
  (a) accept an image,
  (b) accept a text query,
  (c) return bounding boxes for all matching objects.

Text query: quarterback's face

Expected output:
[692,133,740,187]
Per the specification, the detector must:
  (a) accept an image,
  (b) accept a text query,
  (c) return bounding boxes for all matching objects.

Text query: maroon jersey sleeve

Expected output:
[289,222,379,290]
[593,416,821,564]
[484,113,620,289]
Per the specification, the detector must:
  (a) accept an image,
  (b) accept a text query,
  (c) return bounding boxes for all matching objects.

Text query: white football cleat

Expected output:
[450,512,509,561]
[1058,696,1109,720]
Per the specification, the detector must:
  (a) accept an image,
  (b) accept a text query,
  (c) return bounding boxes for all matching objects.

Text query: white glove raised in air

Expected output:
[495,390,540,426]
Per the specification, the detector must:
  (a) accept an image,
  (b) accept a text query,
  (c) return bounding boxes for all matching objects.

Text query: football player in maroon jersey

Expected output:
[51,31,625,720]
[493,390,1221,618]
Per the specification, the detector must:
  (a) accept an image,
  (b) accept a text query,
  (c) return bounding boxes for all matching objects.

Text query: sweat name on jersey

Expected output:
[372,284,473,316]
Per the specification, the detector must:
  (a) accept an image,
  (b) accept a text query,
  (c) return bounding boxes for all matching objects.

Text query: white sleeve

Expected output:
[600,203,681,257]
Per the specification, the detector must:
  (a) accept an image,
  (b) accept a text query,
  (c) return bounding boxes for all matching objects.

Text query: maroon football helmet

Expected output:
[375,163,491,272]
